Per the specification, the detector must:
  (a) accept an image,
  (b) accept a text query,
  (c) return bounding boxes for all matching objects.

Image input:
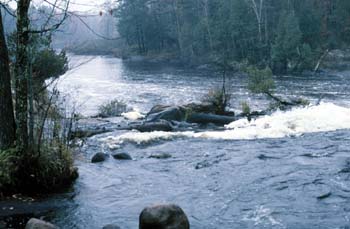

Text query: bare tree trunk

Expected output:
[173,0,184,56]
[28,47,34,147]
[202,0,213,51]
[246,0,264,43]
[15,0,31,153]
[313,49,329,74]
[0,10,16,150]
[264,1,268,45]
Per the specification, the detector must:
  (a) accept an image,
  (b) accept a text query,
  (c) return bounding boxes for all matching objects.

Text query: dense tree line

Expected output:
[115,0,350,74]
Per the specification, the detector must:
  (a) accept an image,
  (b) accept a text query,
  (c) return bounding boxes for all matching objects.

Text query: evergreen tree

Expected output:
[115,0,350,74]
[271,11,302,73]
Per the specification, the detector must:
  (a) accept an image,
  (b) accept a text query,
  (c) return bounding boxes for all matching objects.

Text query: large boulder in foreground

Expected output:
[139,204,190,229]
[25,218,58,229]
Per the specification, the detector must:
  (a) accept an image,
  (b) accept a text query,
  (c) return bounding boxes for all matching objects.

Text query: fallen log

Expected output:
[187,113,236,125]
[129,121,173,132]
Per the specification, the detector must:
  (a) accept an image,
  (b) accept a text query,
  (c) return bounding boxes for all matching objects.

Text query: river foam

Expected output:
[121,111,145,120]
[102,103,350,147]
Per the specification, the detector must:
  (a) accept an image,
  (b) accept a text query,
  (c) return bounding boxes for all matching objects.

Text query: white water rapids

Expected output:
[102,102,350,148]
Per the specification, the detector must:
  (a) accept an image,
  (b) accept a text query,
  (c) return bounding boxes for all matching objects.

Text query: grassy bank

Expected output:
[0,145,78,197]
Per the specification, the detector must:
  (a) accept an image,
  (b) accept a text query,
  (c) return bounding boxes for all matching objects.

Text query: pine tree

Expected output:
[272,10,302,74]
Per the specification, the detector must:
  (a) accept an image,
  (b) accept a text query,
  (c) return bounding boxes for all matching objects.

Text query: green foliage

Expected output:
[0,145,77,196]
[247,66,275,94]
[7,32,68,87]
[0,149,19,194]
[272,11,302,73]
[98,99,129,118]
[298,43,314,71]
[25,144,77,192]
[241,101,251,115]
[33,49,68,85]
[201,87,231,115]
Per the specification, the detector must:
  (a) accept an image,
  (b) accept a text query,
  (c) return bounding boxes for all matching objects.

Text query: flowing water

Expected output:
[2,55,350,229]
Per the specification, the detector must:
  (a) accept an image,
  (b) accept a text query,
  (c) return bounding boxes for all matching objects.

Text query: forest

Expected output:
[116,0,350,73]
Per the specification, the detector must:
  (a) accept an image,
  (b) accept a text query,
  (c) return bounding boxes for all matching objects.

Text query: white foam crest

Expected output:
[102,131,195,146]
[102,103,350,146]
[121,111,145,120]
[221,102,350,139]
[243,206,284,227]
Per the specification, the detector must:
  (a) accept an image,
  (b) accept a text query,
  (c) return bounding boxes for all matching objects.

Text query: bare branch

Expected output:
[0,2,16,17]
[28,0,70,34]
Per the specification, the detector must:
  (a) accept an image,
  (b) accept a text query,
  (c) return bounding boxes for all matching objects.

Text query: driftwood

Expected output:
[266,92,308,108]
[313,49,329,74]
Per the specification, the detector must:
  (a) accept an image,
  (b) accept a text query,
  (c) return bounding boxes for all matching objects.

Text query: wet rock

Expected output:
[131,121,173,132]
[195,161,211,169]
[149,153,172,159]
[102,224,121,229]
[339,168,350,173]
[146,106,188,122]
[146,104,236,125]
[317,192,332,200]
[257,154,279,160]
[139,204,190,229]
[25,218,58,229]
[112,152,132,160]
[91,153,109,163]
[195,157,223,169]
[339,160,350,173]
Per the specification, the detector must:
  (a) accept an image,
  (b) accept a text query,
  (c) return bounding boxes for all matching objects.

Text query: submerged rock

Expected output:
[317,192,332,200]
[112,152,132,160]
[149,153,172,159]
[25,218,58,229]
[91,153,109,163]
[139,204,190,229]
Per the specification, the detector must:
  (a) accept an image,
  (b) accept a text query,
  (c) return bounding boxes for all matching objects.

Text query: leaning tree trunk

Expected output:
[0,10,16,150]
[15,0,31,153]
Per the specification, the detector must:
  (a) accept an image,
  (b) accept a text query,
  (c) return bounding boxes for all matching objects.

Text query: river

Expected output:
[2,55,350,229]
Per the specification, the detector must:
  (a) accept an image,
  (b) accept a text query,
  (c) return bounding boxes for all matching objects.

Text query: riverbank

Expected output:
[66,46,350,75]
